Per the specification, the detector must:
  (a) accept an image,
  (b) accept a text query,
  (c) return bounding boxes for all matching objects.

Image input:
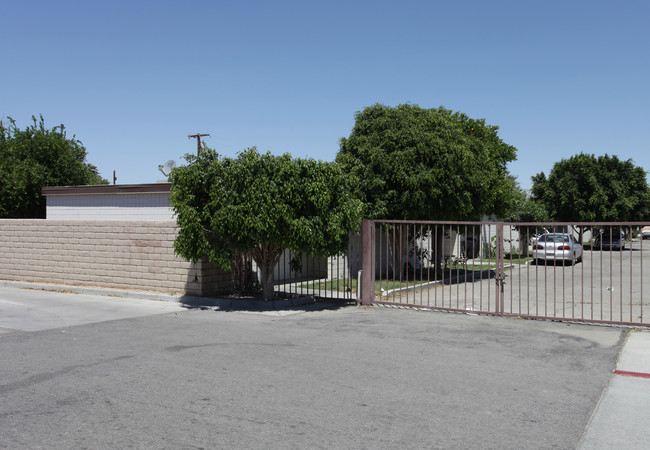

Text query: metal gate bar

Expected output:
[363,220,650,327]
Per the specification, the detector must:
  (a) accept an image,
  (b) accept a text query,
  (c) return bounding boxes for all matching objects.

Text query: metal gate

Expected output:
[270,242,361,302]
[360,220,650,327]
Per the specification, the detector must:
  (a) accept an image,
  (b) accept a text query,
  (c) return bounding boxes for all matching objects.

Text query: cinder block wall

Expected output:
[0,220,231,296]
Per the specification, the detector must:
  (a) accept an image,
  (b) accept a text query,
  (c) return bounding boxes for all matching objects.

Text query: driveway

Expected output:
[505,241,650,323]
[0,285,626,449]
[0,285,185,335]
[382,240,650,327]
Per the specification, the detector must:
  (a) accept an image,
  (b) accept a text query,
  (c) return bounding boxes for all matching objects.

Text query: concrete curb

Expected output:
[578,330,650,449]
[0,280,348,311]
[0,280,184,302]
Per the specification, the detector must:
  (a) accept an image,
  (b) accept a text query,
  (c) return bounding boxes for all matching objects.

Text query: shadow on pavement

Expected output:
[177,294,355,312]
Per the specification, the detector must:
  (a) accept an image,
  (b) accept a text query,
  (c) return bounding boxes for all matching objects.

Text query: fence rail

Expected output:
[270,242,361,302]
[358,220,650,327]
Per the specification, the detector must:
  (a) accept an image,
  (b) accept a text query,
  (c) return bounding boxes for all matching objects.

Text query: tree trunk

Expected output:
[252,243,283,301]
[231,250,252,294]
[260,263,275,301]
[518,233,529,257]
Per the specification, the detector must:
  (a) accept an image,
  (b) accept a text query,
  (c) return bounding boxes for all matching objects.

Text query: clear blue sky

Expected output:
[2,0,649,190]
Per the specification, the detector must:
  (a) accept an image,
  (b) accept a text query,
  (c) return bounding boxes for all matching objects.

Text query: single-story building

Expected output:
[42,183,173,221]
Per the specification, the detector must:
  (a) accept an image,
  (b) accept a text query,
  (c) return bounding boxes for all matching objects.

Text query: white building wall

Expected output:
[46,193,174,221]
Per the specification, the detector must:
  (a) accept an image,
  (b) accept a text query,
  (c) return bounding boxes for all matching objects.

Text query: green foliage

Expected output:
[0,115,108,218]
[336,103,518,221]
[503,181,550,223]
[531,153,650,222]
[170,147,363,300]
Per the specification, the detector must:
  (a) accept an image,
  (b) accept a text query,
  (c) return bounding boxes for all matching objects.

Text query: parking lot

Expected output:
[378,239,650,327]
[506,240,650,324]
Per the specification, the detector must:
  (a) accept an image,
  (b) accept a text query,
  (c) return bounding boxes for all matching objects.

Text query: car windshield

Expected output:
[539,234,570,243]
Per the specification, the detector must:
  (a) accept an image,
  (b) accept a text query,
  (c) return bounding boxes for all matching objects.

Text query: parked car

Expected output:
[642,226,650,240]
[593,230,626,251]
[532,233,583,265]
[531,228,550,245]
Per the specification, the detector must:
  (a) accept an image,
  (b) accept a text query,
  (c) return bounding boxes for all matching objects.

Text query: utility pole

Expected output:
[188,133,210,156]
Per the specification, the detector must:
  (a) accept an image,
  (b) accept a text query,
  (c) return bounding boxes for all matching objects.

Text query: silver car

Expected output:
[532,233,583,265]
[642,226,650,240]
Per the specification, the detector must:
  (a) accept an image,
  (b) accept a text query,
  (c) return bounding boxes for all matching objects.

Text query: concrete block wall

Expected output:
[0,219,231,296]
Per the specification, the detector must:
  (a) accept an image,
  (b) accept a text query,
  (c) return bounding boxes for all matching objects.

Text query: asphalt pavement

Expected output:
[1,282,649,449]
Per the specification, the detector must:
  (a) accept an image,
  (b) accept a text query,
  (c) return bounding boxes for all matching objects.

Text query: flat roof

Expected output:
[42,183,171,196]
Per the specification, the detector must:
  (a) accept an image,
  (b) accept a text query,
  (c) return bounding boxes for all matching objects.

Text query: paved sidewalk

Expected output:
[579,330,650,449]
[0,280,344,312]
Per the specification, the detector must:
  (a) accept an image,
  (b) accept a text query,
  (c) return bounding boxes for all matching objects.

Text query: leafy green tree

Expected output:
[503,187,549,224]
[336,104,518,221]
[336,103,518,275]
[170,148,363,300]
[0,115,108,218]
[531,153,650,223]
[502,181,550,255]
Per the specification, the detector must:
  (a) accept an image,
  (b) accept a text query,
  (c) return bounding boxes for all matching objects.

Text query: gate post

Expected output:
[360,220,375,305]
[495,222,505,315]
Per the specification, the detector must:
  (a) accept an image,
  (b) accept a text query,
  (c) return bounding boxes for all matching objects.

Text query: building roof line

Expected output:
[42,183,171,196]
